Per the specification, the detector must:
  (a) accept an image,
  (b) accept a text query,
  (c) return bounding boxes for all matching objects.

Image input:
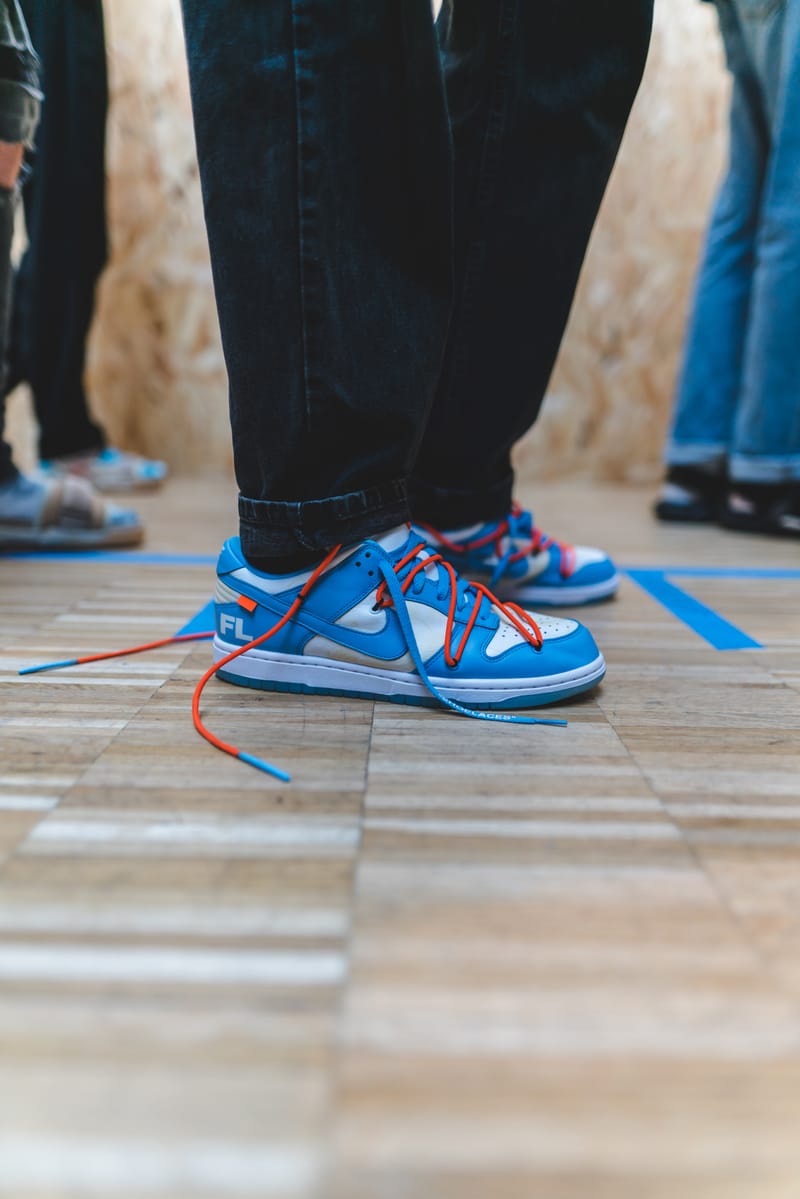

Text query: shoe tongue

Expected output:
[384,526,443,584]
[374,524,414,556]
[440,520,486,544]
[443,509,534,547]
[372,524,466,592]
[513,508,533,537]
[379,525,500,623]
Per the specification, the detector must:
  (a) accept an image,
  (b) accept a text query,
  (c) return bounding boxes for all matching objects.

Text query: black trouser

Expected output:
[6,0,108,463]
[181,0,654,560]
[0,0,40,484]
[0,183,19,483]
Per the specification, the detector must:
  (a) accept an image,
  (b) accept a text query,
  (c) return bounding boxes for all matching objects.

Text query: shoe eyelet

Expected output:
[355,560,361,567]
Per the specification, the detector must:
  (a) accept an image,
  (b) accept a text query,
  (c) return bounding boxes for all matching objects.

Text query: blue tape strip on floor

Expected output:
[626,569,764,651]
[176,599,215,638]
[622,566,800,580]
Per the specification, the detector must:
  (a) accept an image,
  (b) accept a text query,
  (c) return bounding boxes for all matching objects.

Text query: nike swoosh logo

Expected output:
[298,606,411,662]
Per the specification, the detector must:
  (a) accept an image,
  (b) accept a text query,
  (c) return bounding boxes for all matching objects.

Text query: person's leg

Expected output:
[411,0,651,606]
[0,0,39,483]
[728,0,800,481]
[0,145,21,483]
[658,0,776,521]
[181,0,606,713]
[719,0,800,534]
[10,0,164,494]
[181,0,453,566]
[0,2,140,549]
[0,137,143,552]
[11,0,108,462]
[410,0,654,528]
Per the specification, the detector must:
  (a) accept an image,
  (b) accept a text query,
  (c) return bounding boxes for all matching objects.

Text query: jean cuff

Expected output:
[238,479,410,558]
[664,443,727,470]
[0,78,41,146]
[408,472,514,529]
[729,453,800,483]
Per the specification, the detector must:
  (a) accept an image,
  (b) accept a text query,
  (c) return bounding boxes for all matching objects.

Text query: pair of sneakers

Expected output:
[211,506,618,717]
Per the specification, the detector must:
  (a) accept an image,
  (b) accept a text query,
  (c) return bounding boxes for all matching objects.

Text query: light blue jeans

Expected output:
[665,0,800,483]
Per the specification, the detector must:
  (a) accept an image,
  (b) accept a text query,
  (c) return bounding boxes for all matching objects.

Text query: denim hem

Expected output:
[0,78,41,146]
[408,472,514,529]
[238,479,410,558]
[664,443,728,469]
[729,453,800,483]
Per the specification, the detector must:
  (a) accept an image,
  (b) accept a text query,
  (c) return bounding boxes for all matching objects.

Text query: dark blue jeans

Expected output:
[5,0,109,464]
[0,0,40,485]
[180,0,653,559]
[666,0,800,483]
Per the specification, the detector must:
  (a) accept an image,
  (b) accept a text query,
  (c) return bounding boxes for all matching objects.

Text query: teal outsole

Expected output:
[215,668,604,710]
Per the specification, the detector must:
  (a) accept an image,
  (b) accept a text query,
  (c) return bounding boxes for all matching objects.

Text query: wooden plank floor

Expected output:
[1,474,799,1199]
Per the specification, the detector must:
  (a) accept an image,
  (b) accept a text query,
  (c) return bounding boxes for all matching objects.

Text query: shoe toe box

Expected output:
[450,612,601,680]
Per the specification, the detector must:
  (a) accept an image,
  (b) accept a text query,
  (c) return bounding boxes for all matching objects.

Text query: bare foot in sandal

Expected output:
[0,471,143,551]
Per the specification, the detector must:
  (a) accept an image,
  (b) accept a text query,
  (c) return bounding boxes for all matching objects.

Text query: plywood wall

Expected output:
[7,0,730,484]
[86,0,233,476]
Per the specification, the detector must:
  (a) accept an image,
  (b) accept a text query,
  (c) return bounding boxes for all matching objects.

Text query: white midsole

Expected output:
[213,638,606,703]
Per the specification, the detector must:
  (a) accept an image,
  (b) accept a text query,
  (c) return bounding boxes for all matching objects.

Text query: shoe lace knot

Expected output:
[373,539,543,668]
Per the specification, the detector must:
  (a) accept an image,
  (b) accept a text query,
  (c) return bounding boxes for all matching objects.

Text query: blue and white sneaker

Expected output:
[213,527,606,713]
[417,504,620,607]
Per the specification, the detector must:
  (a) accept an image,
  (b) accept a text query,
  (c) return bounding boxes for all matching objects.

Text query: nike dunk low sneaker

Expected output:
[213,526,606,713]
[416,504,619,607]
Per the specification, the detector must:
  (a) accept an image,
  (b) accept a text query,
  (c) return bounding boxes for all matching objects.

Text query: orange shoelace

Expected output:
[19,539,564,782]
